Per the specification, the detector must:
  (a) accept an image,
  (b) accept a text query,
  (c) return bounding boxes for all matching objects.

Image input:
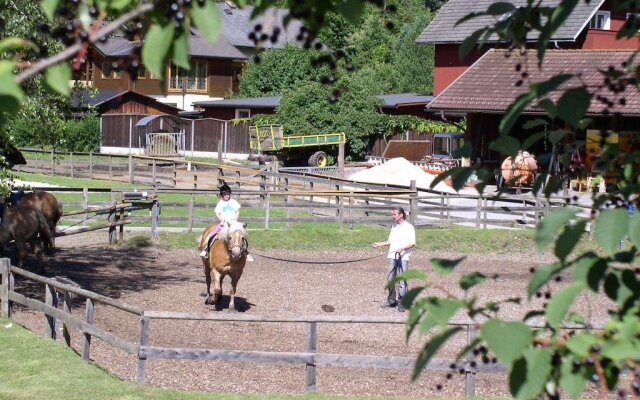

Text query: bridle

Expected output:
[224,226,248,260]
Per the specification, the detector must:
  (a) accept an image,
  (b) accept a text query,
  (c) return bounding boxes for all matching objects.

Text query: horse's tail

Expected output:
[35,209,54,254]
[55,199,63,225]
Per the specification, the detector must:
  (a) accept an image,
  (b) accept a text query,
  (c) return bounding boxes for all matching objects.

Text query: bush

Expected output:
[60,113,101,152]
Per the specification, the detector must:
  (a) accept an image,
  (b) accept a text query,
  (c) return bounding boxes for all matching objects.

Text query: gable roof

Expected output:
[71,89,182,114]
[416,0,604,44]
[427,49,640,116]
[378,93,435,108]
[193,93,435,109]
[94,28,247,60]
[217,3,304,49]
[194,96,282,108]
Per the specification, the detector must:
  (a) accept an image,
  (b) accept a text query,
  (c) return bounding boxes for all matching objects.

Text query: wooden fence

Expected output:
[17,149,564,229]
[1,260,601,396]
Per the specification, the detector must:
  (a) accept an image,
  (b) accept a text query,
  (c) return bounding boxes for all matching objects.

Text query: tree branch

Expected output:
[15,2,154,85]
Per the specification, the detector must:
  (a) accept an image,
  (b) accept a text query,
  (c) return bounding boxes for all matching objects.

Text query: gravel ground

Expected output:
[7,231,613,398]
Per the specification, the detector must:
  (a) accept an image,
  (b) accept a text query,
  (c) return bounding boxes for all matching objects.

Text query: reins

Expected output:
[248,251,387,265]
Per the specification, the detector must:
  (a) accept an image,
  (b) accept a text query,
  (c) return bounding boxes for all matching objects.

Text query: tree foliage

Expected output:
[398,1,640,399]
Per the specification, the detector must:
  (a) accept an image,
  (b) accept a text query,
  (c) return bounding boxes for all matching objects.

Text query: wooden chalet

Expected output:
[417,0,640,95]
[72,3,303,111]
[72,89,182,115]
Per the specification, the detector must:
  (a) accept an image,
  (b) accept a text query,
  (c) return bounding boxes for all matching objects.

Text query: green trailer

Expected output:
[249,124,346,167]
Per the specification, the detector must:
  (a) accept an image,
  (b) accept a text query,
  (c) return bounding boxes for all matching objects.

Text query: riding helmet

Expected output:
[219,183,232,195]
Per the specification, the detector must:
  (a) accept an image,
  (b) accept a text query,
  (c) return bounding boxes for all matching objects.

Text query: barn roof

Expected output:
[427,49,640,116]
[193,96,282,108]
[416,0,604,44]
[136,114,186,128]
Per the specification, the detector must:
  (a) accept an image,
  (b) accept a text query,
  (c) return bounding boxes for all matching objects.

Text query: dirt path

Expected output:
[8,232,610,398]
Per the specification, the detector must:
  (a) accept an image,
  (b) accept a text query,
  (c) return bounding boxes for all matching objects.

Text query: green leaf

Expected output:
[628,212,640,249]
[44,63,71,96]
[595,208,629,256]
[489,135,521,156]
[528,261,565,300]
[536,207,579,252]
[554,220,586,262]
[0,37,38,54]
[521,131,547,151]
[512,348,552,400]
[0,60,24,113]
[600,340,640,363]
[482,320,532,367]
[557,87,592,128]
[425,298,462,327]
[412,326,462,380]
[335,0,365,24]
[96,0,131,11]
[499,91,536,136]
[430,257,465,276]
[191,0,222,45]
[400,286,425,310]
[545,282,584,327]
[565,333,597,357]
[536,99,557,118]
[459,29,483,60]
[40,0,59,20]
[171,28,190,69]
[387,269,427,289]
[142,23,175,79]
[572,254,607,293]
[486,2,516,15]
[559,355,587,398]
[459,272,486,291]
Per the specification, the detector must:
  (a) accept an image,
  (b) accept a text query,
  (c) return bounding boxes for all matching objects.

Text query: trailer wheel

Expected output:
[308,151,328,167]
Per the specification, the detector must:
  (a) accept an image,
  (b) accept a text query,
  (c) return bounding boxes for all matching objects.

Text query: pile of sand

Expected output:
[349,157,457,194]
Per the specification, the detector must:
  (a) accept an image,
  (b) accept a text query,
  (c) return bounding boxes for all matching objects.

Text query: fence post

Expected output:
[70,152,74,178]
[265,191,270,230]
[217,141,223,165]
[286,194,293,229]
[89,152,93,179]
[483,197,488,229]
[465,324,478,397]
[83,188,89,222]
[51,149,55,176]
[136,315,150,384]
[1,258,10,318]
[152,158,156,186]
[306,321,317,393]
[82,298,94,362]
[446,195,451,220]
[62,290,72,347]
[338,142,345,178]
[129,155,134,184]
[44,284,57,340]
[409,180,417,226]
[188,191,195,233]
[534,197,541,225]
[522,199,527,229]
[151,199,159,240]
[109,155,113,180]
[475,197,482,228]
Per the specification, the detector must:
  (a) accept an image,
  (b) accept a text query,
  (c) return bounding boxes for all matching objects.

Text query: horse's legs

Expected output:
[203,264,214,304]
[229,274,241,311]
[211,271,223,306]
[15,242,29,270]
[31,240,44,274]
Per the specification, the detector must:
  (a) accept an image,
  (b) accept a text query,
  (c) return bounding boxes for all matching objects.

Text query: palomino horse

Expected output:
[13,191,62,251]
[198,220,248,310]
[0,206,52,272]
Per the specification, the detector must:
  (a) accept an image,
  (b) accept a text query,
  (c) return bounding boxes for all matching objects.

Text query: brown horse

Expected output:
[0,206,52,272]
[198,220,248,310]
[14,191,62,250]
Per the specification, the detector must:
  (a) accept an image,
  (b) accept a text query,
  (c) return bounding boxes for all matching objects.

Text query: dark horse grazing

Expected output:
[198,220,248,310]
[0,206,52,272]
[13,191,62,251]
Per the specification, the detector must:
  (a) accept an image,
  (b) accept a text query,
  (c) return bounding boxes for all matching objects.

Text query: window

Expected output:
[169,60,208,92]
[235,109,250,119]
[589,11,610,30]
[626,13,640,31]
[101,62,111,79]
[138,65,146,79]
[113,69,122,79]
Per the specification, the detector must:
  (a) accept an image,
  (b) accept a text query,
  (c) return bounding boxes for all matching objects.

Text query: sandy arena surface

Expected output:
[7,231,612,398]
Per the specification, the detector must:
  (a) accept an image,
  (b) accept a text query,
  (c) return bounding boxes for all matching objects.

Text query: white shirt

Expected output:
[215,198,241,222]
[387,220,416,260]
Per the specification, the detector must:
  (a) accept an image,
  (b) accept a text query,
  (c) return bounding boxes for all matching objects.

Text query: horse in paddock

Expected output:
[0,206,52,273]
[12,191,62,251]
[198,220,248,311]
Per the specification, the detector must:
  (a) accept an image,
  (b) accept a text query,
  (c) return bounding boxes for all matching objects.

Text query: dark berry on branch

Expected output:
[197,0,205,6]
[385,21,395,30]
[388,4,397,12]
[89,6,98,17]
[253,55,261,64]
[37,23,50,33]
[328,94,337,103]
[254,24,263,32]
[345,62,354,71]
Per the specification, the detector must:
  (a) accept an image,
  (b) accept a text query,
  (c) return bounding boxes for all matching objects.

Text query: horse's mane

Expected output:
[218,220,247,241]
